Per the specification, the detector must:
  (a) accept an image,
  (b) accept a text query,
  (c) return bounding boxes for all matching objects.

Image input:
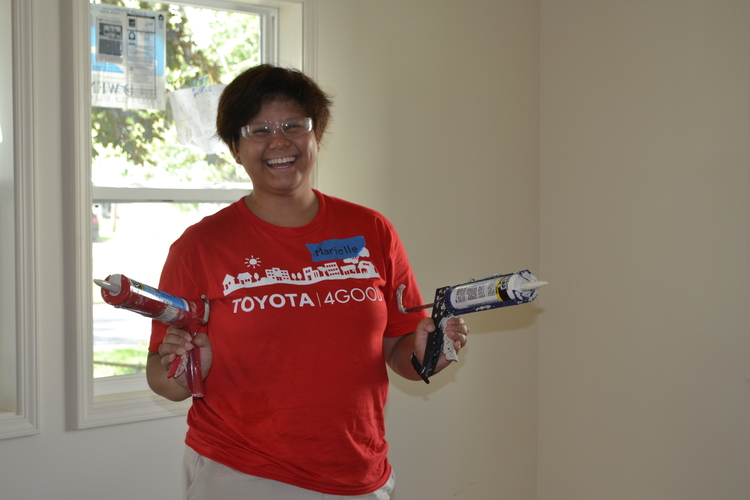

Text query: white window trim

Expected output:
[0,0,40,440]
[71,0,318,429]
[92,186,252,204]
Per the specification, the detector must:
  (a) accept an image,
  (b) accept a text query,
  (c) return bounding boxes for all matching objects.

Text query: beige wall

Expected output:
[539,1,750,499]
[316,1,540,498]
[2,0,749,499]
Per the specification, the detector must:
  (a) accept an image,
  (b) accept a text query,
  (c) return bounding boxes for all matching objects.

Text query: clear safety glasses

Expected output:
[240,117,313,142]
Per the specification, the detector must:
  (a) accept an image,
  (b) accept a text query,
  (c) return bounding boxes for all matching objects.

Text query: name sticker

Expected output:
[306,236,365,262]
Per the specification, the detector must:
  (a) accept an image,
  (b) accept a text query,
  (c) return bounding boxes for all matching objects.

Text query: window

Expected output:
[0,0,39,440]
[71,0,318,428]
[90,0,264,393]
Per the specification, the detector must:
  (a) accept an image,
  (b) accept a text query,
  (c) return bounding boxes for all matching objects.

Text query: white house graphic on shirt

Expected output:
[222,246,379,296]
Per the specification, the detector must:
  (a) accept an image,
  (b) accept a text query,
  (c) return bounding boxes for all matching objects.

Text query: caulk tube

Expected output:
[445,270,544,315]
[95,274,208,397]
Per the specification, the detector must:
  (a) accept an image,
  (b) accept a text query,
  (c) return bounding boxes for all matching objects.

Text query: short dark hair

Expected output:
[216,64,332,152]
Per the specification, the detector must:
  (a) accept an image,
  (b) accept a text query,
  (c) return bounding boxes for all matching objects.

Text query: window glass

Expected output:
[92,202,227,377]
[91,0,264,379]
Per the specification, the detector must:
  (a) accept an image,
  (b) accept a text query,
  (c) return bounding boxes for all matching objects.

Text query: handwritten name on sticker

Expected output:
[306,236,365,262]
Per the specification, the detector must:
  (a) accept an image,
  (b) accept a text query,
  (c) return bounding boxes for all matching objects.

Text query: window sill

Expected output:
[78,388,191,429]
[0,412,40,440]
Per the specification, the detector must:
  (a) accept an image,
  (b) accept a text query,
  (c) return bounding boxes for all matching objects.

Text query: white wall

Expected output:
[538,1,750,499]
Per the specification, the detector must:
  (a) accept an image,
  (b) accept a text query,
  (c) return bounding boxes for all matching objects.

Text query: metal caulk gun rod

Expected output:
[402,303,434,313]
[94,278,121,295]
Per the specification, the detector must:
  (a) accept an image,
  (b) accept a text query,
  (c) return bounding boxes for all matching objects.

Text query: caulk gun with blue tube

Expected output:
[94,274,209,398]
[397,270,547,383]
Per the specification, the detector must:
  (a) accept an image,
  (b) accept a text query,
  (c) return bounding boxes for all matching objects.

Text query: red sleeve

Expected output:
[148,234,202,352]
[378,216,429,337]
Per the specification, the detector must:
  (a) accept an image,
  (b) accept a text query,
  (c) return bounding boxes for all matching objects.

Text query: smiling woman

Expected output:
[144,64,470,498]
[234,98,320,221]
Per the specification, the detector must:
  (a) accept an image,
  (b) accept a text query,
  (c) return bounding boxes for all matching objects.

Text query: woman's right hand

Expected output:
[147,327,213,401]
[159,327,213,376]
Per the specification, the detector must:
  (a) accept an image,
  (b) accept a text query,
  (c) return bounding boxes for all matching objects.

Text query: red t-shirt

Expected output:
[150,191,426,495]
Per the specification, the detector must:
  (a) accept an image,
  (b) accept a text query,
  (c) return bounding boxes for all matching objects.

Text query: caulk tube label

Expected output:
[496,274,520,302]
[153,305,184,325]
[127,277,192,325]
[129,278,190,312]
[448,275,510,311]
[446,270,540,314]
[101,274,194,327]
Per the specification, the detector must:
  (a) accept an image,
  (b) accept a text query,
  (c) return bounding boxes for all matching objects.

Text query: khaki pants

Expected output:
[183,446,395,499]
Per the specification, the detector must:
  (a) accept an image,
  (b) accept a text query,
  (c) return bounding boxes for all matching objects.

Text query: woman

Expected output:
[146,65,469,499]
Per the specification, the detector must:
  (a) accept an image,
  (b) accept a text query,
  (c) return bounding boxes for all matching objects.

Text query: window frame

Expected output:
[0,0,40,440]
[71,0,319,429]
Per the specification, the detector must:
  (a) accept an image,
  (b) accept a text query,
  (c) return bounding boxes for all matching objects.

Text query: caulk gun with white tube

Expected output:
[397,270,547,383]
[94,274,209,398]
